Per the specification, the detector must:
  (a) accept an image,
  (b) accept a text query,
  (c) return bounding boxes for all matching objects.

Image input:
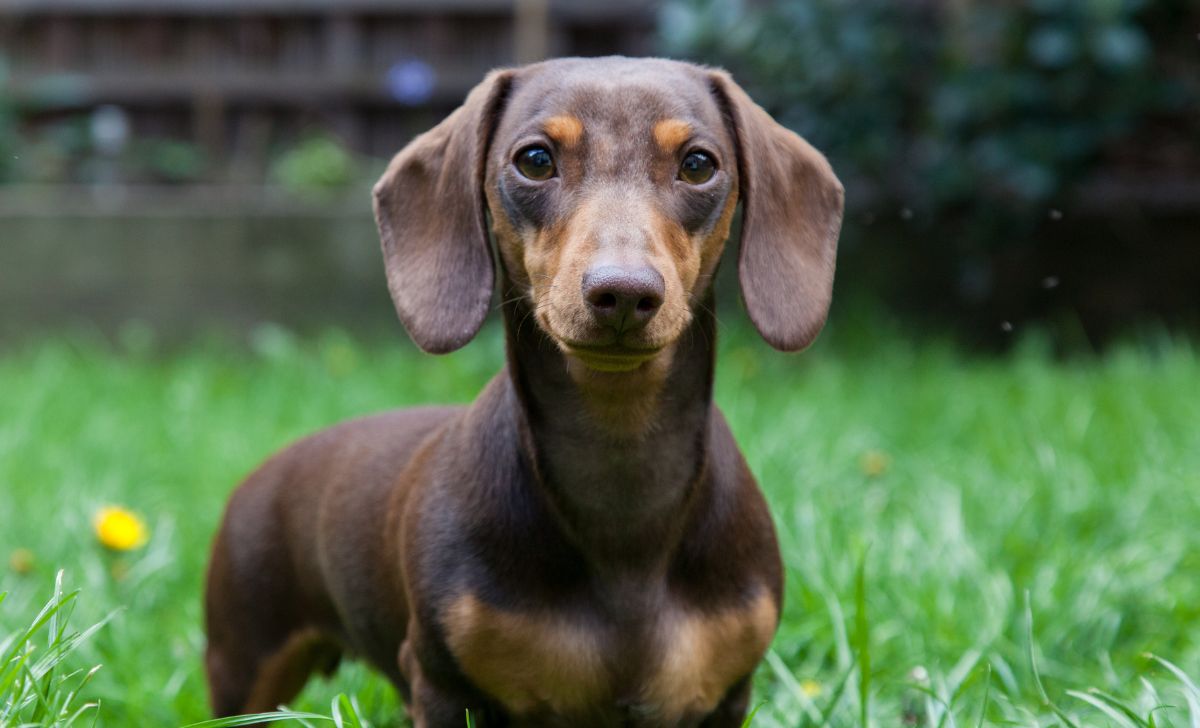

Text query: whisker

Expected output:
[495,294,529,309]
[516,307,536,341]
[692,297,725,331]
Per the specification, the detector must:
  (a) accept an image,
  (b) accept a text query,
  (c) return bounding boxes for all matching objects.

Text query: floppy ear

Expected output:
[373,70,514,354]
[710,71,844,352]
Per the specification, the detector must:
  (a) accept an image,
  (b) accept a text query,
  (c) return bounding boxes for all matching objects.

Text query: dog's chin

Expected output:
[564,346,661,373]
[554,332,680,374]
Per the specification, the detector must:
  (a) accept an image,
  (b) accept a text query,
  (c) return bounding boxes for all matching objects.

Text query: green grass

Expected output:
[1,317,1198,726]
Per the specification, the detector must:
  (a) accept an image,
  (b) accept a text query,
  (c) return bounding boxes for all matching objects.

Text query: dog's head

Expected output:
[374,57,843,370]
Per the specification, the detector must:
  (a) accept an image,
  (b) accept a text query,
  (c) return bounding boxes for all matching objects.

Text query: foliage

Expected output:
[0,575,375,727]
[0,572,106,726]
[133,139,209,185]
[0,69,358,189]
[270,135,361,196]
[661,0,1194,245]
[1,321,1199,724]
[0,57,21,184]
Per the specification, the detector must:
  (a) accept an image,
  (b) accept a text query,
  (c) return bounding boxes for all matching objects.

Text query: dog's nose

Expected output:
[582,265,665,331]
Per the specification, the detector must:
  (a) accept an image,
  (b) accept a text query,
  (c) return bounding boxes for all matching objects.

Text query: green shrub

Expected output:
[0,57,20,184]
[661,0,1193,242]
[270,135,360,196]
[135,139,208,184]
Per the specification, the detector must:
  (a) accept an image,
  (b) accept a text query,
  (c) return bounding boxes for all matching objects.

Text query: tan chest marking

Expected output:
[642,591,778,718]
[443,594,608,715]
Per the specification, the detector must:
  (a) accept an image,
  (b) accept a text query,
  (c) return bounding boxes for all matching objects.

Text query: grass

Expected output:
[1,315,1198,726]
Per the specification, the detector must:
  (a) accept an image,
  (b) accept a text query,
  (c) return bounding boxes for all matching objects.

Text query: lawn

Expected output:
[1,316,1198,726]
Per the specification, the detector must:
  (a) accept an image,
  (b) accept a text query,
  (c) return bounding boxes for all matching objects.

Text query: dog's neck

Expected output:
[501,290,716,575]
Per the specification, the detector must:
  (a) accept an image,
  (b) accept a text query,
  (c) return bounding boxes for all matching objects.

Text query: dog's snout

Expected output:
[582,265,665,331]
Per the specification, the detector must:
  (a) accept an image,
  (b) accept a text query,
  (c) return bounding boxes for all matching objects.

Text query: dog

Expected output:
[204,56,843,728]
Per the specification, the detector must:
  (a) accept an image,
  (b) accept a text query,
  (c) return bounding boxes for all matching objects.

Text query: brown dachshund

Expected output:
[204,56,843,728]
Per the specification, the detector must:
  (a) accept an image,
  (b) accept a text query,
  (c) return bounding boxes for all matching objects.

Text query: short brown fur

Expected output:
[243,630,341,714]
[205,57,843,728]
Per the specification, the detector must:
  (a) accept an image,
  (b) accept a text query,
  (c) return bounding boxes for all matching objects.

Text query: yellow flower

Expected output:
[800,678,822,698]
[93,506,149,551]
[860,450,890,477]
[9,548,34,574]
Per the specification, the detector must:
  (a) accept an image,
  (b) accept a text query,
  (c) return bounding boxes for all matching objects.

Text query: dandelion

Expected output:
[93,506,149,551]
[800,678,822,698]
[9,547,34,574]
[860,450,890,477]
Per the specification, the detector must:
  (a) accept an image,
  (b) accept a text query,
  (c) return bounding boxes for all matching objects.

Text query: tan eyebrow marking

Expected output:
[544,115,584,147]
[653,119,693,152]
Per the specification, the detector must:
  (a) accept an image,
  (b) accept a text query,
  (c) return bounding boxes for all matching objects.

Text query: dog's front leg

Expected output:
[697,676,753,728]
[399,637,503,728]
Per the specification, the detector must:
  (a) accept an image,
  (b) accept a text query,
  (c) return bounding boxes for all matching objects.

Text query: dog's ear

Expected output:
[373,70,514,354]
[709,71,844,352]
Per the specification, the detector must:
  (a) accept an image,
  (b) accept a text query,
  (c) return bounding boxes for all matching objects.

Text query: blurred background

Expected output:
[2,3,1199,724]
[1,0,1196,348]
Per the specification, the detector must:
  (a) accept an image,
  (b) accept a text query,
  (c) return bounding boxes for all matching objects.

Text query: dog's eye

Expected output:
[515,146,555,181]
[679,151,715,185]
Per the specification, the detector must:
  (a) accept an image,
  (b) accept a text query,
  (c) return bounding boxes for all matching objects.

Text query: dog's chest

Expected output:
[442,589,777,724]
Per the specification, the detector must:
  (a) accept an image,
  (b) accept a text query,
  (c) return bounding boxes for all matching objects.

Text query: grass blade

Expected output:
[817,658,858,727]
[1146,654,1200,728]
[1024,592,1081,728]
[855,551,871,728]
[181,711,335,727]
[976,664,992,728]
[739,701,764,728]
[1066,689,1140,727]
[764,649,821,723]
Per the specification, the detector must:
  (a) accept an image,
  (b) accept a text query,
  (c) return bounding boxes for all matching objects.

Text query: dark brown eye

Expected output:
[679,151,715,184]
[515,146,555,181]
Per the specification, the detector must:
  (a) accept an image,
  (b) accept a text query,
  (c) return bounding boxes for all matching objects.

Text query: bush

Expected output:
[662,0,1190,237]
[270,135,360,196]
[134,139,208,184]
[661,0,1198,337]
[0,58,21,184]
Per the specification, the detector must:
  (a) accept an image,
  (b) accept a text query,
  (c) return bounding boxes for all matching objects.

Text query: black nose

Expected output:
[582,265,665,332]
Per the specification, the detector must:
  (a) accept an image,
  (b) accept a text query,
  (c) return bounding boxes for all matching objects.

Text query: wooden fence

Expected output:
[0,0,656,157]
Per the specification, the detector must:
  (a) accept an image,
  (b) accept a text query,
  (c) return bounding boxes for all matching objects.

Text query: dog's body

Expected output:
[205,57,842,727]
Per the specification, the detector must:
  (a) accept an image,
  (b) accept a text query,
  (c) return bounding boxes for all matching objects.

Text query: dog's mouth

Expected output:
[559,342,664,372]
[533,299,684,373]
